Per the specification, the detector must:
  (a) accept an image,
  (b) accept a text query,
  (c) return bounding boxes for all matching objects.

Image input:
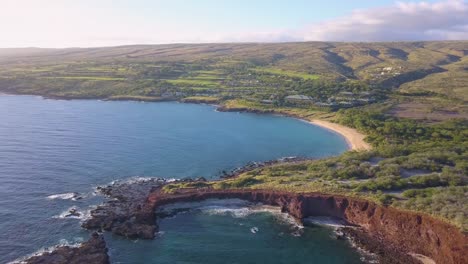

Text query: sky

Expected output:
[0,0,467,48]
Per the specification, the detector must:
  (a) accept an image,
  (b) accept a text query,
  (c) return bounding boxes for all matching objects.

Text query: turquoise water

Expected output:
[108,200,363,264]
[0,95,360,263]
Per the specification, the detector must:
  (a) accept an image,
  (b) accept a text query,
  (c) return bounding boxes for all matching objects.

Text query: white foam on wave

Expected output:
[304,217,379,264]
[158,199,251,218]
[206,204,305,236]
[107,176,176,186]
[345,235,379,264]
[159,199,249,212]
[158,199,304,230]
[46,192,80,201]
[303,216,351,228]
[203,204,303,228]
[202,206,252,218]
[8,238,83,264]
[53,206,91,220]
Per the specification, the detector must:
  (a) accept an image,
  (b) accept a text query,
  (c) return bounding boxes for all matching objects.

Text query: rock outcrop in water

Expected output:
[83,181,468,264]
[220,156,308,178]
[82,178,167,239]
[21,232,109,264]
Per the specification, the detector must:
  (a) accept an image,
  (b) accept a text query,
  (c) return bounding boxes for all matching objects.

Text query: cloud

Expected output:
[184,0,468,43]
[300,0,468,41]
[0,0,467,47]
[208,30,301,43]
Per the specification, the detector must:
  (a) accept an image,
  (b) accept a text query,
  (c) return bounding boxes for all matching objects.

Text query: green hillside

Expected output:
[0,42,466,115]
[0,41,467,230]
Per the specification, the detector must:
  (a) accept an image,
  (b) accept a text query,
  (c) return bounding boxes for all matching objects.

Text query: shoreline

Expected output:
[309,120,371,151]
[1,92,371,152]
[215,105,371,152]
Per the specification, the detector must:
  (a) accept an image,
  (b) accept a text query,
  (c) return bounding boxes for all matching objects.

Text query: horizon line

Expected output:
[1,39,468,50]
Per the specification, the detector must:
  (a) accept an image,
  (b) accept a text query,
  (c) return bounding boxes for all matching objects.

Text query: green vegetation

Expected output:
[0,41,467,230]
[252,68,320,80]
[165,78,219,88]
[41,76,126,81]
[397,187,467,230]
[0,41,466,118]
[164,112,468,230]
[107,95,166,102]
[181,96,220,104]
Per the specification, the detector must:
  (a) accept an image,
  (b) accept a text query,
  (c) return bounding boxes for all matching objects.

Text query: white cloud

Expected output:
[191,0,468,43]
[0,0,467,47]
[301,0,468,41]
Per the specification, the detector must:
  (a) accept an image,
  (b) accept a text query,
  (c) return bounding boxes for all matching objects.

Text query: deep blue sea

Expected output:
[0,95,362,263]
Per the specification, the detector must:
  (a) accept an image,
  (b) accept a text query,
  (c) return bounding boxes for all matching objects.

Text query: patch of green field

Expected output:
[85,66,118,72]
[195,70,225,75]
[166,78,220,87]
[189,70,227,81]
[182,96,220,104]
[41,76,126,81]
[107,95,165,101]
[253,68,320,80]
[192,74,225,80]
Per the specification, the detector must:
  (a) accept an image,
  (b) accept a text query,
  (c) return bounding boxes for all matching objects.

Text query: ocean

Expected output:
[0,95,361,263]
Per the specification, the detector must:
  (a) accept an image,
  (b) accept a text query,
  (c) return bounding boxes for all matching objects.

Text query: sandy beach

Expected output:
[310,120,371,151]
[409,253,436,264]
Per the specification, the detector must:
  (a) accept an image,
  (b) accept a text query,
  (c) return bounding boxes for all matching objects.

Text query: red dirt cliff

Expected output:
[147,189,467,264]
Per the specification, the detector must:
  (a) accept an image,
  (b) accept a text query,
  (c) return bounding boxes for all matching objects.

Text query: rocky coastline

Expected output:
[20,232,109,264]
[219,156,308,179]
[5,94,463,263]
[80,179,467,264]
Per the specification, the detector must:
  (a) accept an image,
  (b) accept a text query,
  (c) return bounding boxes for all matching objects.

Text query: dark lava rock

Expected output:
[82,178,167,239]
[112,222,156,239]
[65,208,81,218]
[22,232,109,264]
[195,177,207,182]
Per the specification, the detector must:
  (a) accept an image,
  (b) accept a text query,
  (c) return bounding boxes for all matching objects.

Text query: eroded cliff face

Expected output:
[147,190,468,264]
[80,181,467,264]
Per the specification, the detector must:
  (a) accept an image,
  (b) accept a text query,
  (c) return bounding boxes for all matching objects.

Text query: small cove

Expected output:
[0,95,360,263]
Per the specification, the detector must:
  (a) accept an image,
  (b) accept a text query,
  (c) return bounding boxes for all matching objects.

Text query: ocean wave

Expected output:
[345,234,379,264]
[303,216,350,228]
[304,217,378,263]
[202,207,252,218]
[107,176,176,186]
[8,238,83,264]
[46,192,82,201]
[158,199,304,231]
[53,206,90,220]
[157,199,250,216]
[200,203,304,236]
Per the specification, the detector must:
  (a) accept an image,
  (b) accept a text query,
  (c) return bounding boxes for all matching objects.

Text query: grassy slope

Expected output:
[0,41,467,102]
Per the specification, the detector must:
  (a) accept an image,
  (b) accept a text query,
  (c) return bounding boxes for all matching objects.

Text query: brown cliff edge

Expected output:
[81,180,467,264]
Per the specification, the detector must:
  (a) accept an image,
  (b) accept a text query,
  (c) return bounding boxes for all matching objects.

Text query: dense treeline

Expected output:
[337,109,468,147]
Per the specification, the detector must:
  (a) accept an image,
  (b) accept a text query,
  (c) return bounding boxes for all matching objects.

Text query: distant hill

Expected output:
[0,41,467,120]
